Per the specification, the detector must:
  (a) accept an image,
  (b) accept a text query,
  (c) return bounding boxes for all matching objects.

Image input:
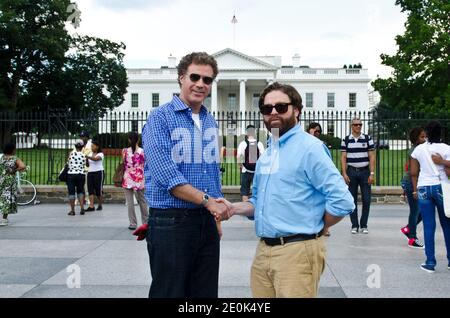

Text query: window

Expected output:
[327,93,335,108]
[131,120,138,133]
[152,93,159,108]
[349,93,357,108]
[228,93,237,110]
[305,93,313,108]
[131,93,139,108]
[252,93,260,110]
[204,94,211,109]
[327,121,335,136]
[111,120,117,133]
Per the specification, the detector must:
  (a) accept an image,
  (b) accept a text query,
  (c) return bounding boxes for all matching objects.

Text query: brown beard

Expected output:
[263,109,298,137]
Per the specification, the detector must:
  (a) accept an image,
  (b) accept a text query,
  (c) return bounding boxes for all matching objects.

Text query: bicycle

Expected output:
[16,167,37,206]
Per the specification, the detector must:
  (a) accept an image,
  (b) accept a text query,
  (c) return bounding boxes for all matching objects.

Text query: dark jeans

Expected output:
[240,171,255,196]
[401,179,423,238]
[347,166,371,229]
[146,207,220,298]
[66,174,85,200]
[418,185,450,267]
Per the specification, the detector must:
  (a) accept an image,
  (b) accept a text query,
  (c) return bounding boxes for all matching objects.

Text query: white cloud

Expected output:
[72,0,407,80]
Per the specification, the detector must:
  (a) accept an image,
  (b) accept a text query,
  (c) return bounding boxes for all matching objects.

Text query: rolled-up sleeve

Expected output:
[142,111,188,192]
[305,144,355,217]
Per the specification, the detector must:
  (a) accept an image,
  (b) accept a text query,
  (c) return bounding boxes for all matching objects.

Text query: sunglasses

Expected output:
[352,123,363,127]
[259,103,291,115]
[188,73,214,85]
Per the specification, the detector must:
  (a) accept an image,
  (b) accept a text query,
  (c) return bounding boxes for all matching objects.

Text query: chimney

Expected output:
[292,54,300,68]
[168,54,177,68]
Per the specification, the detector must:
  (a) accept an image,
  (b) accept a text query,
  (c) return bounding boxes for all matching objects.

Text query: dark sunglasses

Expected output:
[352,123,362,127]
[188,73,214,85]
[259,103,291,115]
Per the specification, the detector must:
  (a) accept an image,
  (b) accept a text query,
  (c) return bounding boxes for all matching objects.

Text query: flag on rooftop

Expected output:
[231,14,237,24]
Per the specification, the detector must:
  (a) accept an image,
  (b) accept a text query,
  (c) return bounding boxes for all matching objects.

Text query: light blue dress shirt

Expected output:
[249,124,355,238]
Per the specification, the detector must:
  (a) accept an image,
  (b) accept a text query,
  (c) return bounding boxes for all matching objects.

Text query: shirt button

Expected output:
[204,171,207,173]
[204,189,208,192]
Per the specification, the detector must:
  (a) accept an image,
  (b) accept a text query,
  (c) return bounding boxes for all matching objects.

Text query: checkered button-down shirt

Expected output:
[142,95,222,209]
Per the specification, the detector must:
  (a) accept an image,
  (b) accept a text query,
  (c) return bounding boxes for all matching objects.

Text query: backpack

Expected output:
[243,139,260,171]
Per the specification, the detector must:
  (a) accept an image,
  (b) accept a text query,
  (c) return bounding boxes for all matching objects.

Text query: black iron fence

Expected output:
[0,110,449,186]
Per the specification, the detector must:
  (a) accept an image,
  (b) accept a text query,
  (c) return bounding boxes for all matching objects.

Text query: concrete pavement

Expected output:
[0,203,449,298]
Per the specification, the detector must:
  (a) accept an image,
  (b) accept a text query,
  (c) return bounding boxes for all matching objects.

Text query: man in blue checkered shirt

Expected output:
[141,52,228,298]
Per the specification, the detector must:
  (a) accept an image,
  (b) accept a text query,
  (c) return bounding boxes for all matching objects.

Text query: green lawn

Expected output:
[16,148,408,186]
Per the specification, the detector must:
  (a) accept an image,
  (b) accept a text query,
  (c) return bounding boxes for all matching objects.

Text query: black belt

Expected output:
[149,207,209,217]
[261,232,322,246]
[348,166,369,171]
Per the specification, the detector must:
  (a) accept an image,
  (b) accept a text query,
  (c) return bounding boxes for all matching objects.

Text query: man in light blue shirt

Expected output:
[216,82,354,298]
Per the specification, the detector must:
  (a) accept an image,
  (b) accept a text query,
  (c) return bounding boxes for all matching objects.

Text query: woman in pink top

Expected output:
[122,132,148,230]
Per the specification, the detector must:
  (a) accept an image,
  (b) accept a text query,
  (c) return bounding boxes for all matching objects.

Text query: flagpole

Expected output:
[231,13,237,49]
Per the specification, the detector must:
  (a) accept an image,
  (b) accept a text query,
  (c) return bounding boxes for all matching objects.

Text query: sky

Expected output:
[69,0,408,81]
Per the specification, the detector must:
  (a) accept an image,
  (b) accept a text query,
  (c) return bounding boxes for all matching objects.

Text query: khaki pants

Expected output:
[250,237,326,298]
[123,188,148,226]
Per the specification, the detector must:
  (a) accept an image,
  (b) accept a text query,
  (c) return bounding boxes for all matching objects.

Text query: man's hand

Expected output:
[432,153,444,165]
[214,198,234,220]
[342,173,350,185]
[368,175,375,185]
[205,199,231,221]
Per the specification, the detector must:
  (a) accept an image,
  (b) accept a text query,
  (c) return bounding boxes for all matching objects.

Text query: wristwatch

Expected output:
[370,172,375,175]
[201,193,210,206]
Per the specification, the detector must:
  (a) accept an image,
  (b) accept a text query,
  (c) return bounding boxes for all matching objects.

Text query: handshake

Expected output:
[204,197,235,222]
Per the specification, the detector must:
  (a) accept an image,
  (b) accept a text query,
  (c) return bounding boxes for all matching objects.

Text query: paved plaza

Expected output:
[0,203,449,298]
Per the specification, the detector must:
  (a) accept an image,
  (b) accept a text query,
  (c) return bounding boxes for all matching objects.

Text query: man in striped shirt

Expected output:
[340,117,376,234]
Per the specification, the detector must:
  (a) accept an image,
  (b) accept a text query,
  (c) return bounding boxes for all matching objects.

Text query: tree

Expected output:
[372,0,450,114]
[0,0,70,111]
[0,0,128,147]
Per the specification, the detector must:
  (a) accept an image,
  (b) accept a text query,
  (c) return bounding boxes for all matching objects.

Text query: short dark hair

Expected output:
[308,122,322,132]
[91,140,102,152]
[425,121,442,144]
[408,126,424,145]
[177,52,219,86]
[258,82,303,112]
[2,142,16,155]
[246,124,255,130]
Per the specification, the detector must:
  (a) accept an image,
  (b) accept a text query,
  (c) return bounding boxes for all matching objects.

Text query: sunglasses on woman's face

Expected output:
[352,123,362,127]
[259,103,291,115]
[188,73,214,85]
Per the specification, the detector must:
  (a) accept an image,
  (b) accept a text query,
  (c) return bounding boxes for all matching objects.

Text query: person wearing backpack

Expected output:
[237,125,265,202]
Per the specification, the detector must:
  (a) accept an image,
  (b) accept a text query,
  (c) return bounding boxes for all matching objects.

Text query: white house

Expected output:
[112,48,371,136]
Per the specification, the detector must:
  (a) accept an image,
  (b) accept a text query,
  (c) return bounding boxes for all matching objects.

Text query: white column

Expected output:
[239,79,247,134]
[211,79,218,114]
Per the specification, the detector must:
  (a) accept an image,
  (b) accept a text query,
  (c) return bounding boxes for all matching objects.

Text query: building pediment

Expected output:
[213,48,278,71]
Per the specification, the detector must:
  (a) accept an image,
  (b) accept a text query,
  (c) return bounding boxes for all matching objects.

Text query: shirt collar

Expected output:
[172,95,208,115]
[350,133,362,140]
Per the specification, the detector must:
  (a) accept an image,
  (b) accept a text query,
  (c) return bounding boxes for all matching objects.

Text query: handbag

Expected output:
[58,164,69,182]
[424,146,450,217]
[113,149,125,187]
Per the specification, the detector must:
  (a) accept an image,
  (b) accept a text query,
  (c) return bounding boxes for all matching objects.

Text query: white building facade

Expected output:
[114,48,371,136]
